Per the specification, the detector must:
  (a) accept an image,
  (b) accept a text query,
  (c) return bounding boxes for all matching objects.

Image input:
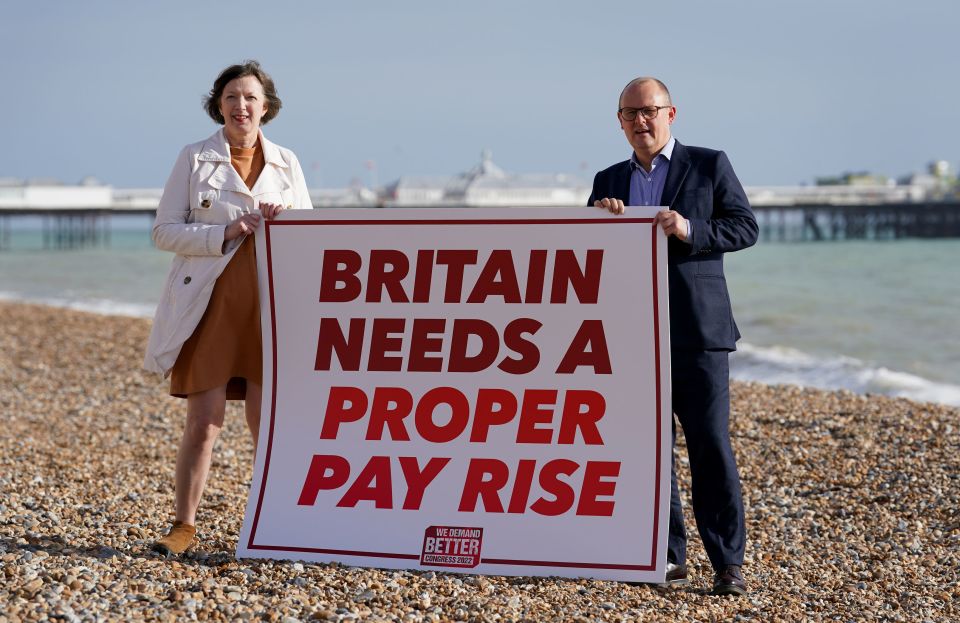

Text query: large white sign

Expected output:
[238,207,671,582]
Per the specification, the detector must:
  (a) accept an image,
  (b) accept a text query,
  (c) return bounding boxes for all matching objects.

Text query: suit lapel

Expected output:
[662,141,690,208]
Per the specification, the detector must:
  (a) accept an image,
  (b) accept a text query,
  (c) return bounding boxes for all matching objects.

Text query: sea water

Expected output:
[1,217,958,406]
[725,239,960,405]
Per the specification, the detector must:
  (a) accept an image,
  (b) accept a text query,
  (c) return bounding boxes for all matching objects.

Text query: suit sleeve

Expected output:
[588,167,620,207]
[587,172,601,207]
[686,151,758,255]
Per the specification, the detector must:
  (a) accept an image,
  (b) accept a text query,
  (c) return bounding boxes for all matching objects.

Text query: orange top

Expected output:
[229,144,265,189]
[169,142,265,400]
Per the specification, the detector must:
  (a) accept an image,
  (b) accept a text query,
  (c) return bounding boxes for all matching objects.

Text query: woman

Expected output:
[144,60,311,555]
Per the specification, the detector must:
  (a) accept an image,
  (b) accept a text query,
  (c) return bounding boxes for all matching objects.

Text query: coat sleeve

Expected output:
[151,147,227,256]
[288,153,313,210]
[686,151,758,254]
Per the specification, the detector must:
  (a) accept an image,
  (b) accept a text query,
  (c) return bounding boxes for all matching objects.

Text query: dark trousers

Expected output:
[668,349,745,570]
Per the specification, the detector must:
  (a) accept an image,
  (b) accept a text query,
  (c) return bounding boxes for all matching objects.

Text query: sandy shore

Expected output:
[0,301,957,622]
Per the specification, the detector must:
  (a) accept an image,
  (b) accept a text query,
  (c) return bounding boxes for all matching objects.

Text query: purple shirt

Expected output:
[628,137,675,207]
[628,137,690,237]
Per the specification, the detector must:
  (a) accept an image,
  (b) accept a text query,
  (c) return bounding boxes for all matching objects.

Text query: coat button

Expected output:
[183,276,192,284]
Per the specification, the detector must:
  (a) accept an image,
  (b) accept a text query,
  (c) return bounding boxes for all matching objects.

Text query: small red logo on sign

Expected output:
[420,525,483,568]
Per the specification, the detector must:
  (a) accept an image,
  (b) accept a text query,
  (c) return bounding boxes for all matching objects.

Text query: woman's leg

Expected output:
[244,381,262,453]
[174,385,228,525]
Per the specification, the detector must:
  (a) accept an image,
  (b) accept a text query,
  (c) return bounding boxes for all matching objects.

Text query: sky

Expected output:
[3,0,958,189]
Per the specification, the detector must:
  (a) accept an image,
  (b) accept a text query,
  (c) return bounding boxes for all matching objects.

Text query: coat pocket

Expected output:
[695,258,724,277]
[193,190,224,224]
[196,190,218,209]
[197,190,218,210]
[164,255,193,305]
[692,273,736,344]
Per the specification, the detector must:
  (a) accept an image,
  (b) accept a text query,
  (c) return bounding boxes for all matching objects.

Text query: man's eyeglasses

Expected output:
[618,105,672,121]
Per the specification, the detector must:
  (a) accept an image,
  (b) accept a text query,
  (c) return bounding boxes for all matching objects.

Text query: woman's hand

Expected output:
[223,203,286,242]
[260,202,285,220]
[224,212,262,241]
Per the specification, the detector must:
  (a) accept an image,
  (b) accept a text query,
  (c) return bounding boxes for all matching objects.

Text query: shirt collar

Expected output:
[198,128,288,168]
[629,136,676,171]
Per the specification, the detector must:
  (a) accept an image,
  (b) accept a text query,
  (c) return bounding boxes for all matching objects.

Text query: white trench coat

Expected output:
[143,128,311,376]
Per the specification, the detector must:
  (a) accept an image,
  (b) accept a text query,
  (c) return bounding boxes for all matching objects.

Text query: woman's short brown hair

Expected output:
[203,60,282,125]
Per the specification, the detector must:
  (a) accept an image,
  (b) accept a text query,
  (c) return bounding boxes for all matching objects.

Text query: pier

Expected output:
[0,207,153,251]
[4,201,960,250]
[0,183,158,250]
[2,176,960,250]
[0,208,130,250]
[754,201,960,242]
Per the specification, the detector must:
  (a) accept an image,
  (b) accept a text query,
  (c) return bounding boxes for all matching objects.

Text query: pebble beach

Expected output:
[1,301,957,622]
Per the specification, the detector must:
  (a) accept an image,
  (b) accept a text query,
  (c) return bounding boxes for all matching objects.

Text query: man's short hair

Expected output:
[619,77,672,107]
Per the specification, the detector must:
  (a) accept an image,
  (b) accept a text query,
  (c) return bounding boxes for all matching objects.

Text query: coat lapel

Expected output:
[662,140,690,209]
[251,163,292,196]
[251,133,292,196]
[198,129,251,196]
[207,162,253,195]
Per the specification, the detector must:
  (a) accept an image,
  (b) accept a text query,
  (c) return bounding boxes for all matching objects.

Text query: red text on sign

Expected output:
[315,317,542,374]
[318,249,604,305]
[297,455,451,510]
[458,458,621,516]
[319,386,606,445]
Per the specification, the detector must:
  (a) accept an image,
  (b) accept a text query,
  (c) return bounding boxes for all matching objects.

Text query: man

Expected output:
[589,77,758,596]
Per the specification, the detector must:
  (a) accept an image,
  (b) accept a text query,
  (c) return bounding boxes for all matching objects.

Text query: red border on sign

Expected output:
[247,217,664,571]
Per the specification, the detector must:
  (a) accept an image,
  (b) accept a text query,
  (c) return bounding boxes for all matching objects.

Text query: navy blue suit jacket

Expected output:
[588,141,758,351]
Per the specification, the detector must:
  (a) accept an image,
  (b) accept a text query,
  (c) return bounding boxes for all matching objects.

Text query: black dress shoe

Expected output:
[711,565,747,596]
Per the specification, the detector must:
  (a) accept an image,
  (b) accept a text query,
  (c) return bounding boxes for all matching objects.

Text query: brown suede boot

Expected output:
[152,521,197,556]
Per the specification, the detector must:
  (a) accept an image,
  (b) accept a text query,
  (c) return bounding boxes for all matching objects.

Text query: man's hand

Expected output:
[656,209,689,241]
[594,197,625,215]
[595,201,689,241]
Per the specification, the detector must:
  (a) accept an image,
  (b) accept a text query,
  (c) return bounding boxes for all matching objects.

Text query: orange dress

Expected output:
[169,144,265,400]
